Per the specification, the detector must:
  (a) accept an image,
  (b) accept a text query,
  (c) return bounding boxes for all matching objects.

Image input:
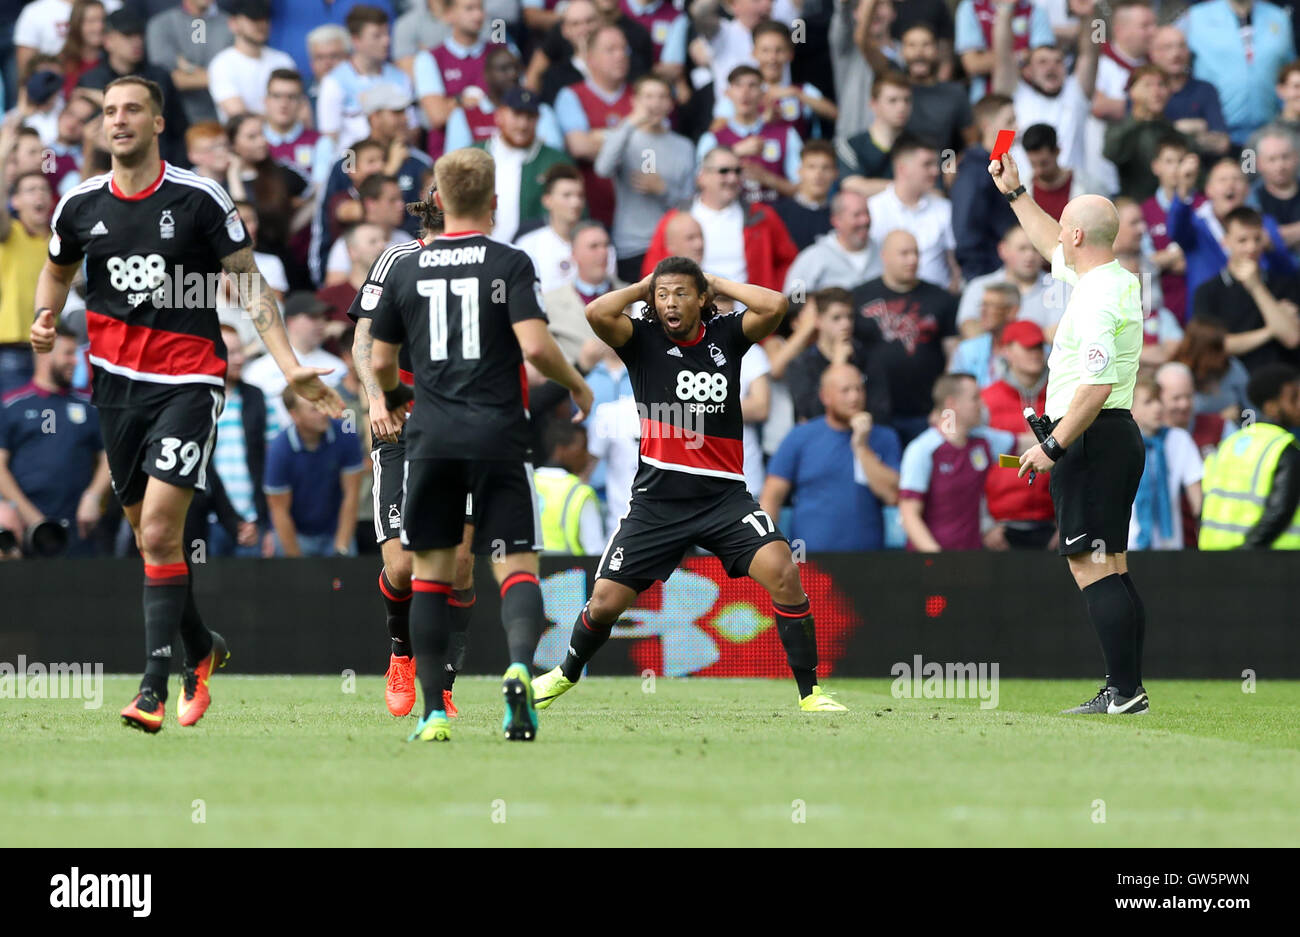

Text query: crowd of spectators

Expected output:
[2,0,1300,559]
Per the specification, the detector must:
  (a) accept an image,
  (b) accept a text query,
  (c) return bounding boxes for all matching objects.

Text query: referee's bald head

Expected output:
[1061,195,1120,249]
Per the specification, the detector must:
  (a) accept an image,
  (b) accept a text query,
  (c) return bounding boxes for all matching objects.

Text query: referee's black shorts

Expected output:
[1049,408,1145,557]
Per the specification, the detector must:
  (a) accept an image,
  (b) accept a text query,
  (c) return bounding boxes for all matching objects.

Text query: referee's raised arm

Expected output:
[987,153,1059,263]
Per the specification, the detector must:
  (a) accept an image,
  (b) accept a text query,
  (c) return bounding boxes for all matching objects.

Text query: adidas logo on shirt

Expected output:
[666,347,682,357]
[90,221,108,236]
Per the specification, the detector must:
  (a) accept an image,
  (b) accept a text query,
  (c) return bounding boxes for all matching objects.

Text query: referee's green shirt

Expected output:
[1044,245,1144,421]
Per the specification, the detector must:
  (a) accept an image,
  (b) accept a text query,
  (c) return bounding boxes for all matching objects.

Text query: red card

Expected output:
[989,129,1015,162]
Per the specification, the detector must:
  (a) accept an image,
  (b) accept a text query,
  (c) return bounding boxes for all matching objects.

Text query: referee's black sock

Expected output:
[1082,574,1139,698]
[1120,573,1146,687]
[141,562,188,700]
[500,572,543,668]
[774,597,818,698]
[446,588,475,690]
[410,579,453,719]
[378,569,413,657]
[178,559,213,669]
[560,605,615,682]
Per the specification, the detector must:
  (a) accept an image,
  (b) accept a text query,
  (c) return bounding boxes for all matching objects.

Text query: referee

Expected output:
[989,153,1150,716]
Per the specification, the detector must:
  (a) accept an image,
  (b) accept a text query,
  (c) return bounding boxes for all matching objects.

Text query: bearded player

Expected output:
[30,76,342,732]
[531,259,848,712]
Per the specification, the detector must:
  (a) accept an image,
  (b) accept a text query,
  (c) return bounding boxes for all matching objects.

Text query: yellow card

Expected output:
[998,454,1021,468]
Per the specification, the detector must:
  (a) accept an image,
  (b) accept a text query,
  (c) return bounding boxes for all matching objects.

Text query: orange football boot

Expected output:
[177,632,230,727]
[121,689,165,733]
[385,654,417,716]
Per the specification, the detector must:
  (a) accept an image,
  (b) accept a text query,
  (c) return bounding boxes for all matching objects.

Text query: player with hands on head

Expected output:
[530,258,849,714]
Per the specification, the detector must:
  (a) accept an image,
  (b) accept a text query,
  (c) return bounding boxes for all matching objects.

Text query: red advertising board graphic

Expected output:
[536,558,861,678]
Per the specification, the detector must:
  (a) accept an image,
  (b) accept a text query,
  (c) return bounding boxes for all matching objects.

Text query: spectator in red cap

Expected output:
[982,319,1055,550]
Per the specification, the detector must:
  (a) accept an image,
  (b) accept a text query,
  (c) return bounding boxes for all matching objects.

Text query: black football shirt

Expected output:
[347,237,422,383]
[617,310,754,500]
[367,232,547,461]
[48,162,251,408]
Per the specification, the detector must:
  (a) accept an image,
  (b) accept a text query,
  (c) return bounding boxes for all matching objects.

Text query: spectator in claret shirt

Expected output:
[263,69,330,188]
[761,363,901,552]
[1022,123,1086,225]
[1141,136,1197,326]
[898,372,1014,552]
[696,64,803,205]
[771,141,836,253]
[264,385,366,558]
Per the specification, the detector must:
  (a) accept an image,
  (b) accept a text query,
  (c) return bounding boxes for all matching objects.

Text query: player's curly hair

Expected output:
[644,256,717,326]
[406,186,445,239]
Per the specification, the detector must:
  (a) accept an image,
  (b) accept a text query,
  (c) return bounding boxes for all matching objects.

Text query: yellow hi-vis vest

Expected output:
[1199,422,1300,550]
[534,468,600,555]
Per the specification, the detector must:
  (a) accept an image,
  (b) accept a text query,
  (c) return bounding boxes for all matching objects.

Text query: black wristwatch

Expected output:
[1004,184,1026,204]
[1041,434,1065,461]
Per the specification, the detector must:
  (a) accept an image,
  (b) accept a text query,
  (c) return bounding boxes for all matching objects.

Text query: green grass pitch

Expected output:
[3,676,1298,847]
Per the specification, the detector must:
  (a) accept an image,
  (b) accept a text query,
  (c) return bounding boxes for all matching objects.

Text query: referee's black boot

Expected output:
[1061,686,1149,715]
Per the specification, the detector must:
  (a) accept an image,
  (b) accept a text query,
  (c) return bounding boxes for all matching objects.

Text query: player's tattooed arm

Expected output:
[705,275,788,342]
[584,276,646,348]
[364,329,410,439]
[221,246,345,418]
[353,319,402,443]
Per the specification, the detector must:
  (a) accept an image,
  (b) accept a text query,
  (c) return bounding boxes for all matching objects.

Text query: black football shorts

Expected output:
[401,457,539,553]
[369,437,476,545]
[1049,408,1145,556]
[98,385,225,507]
[595,485,788,592]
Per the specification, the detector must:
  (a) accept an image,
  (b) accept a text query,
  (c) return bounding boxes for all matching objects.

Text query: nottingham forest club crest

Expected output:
[159,210,175,239]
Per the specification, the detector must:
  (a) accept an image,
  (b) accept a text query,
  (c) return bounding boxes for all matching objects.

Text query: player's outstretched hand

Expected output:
[288,366,344,418]
[369,396,405,443]
[570,379,594,423]
[30,309,56,354]
[987,152,1021,195]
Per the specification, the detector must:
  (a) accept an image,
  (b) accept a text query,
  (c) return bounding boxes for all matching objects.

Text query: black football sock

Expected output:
[774,597,819,698]
[178,559,213,669]
[142,562,188,700]
[445,588,475,690]
[410,580,452,719]
[1120,572,1146,687]
[379,569,413,657]
[500,572,543,669]
[1082,574,1139,698]
[560,605,616,682]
